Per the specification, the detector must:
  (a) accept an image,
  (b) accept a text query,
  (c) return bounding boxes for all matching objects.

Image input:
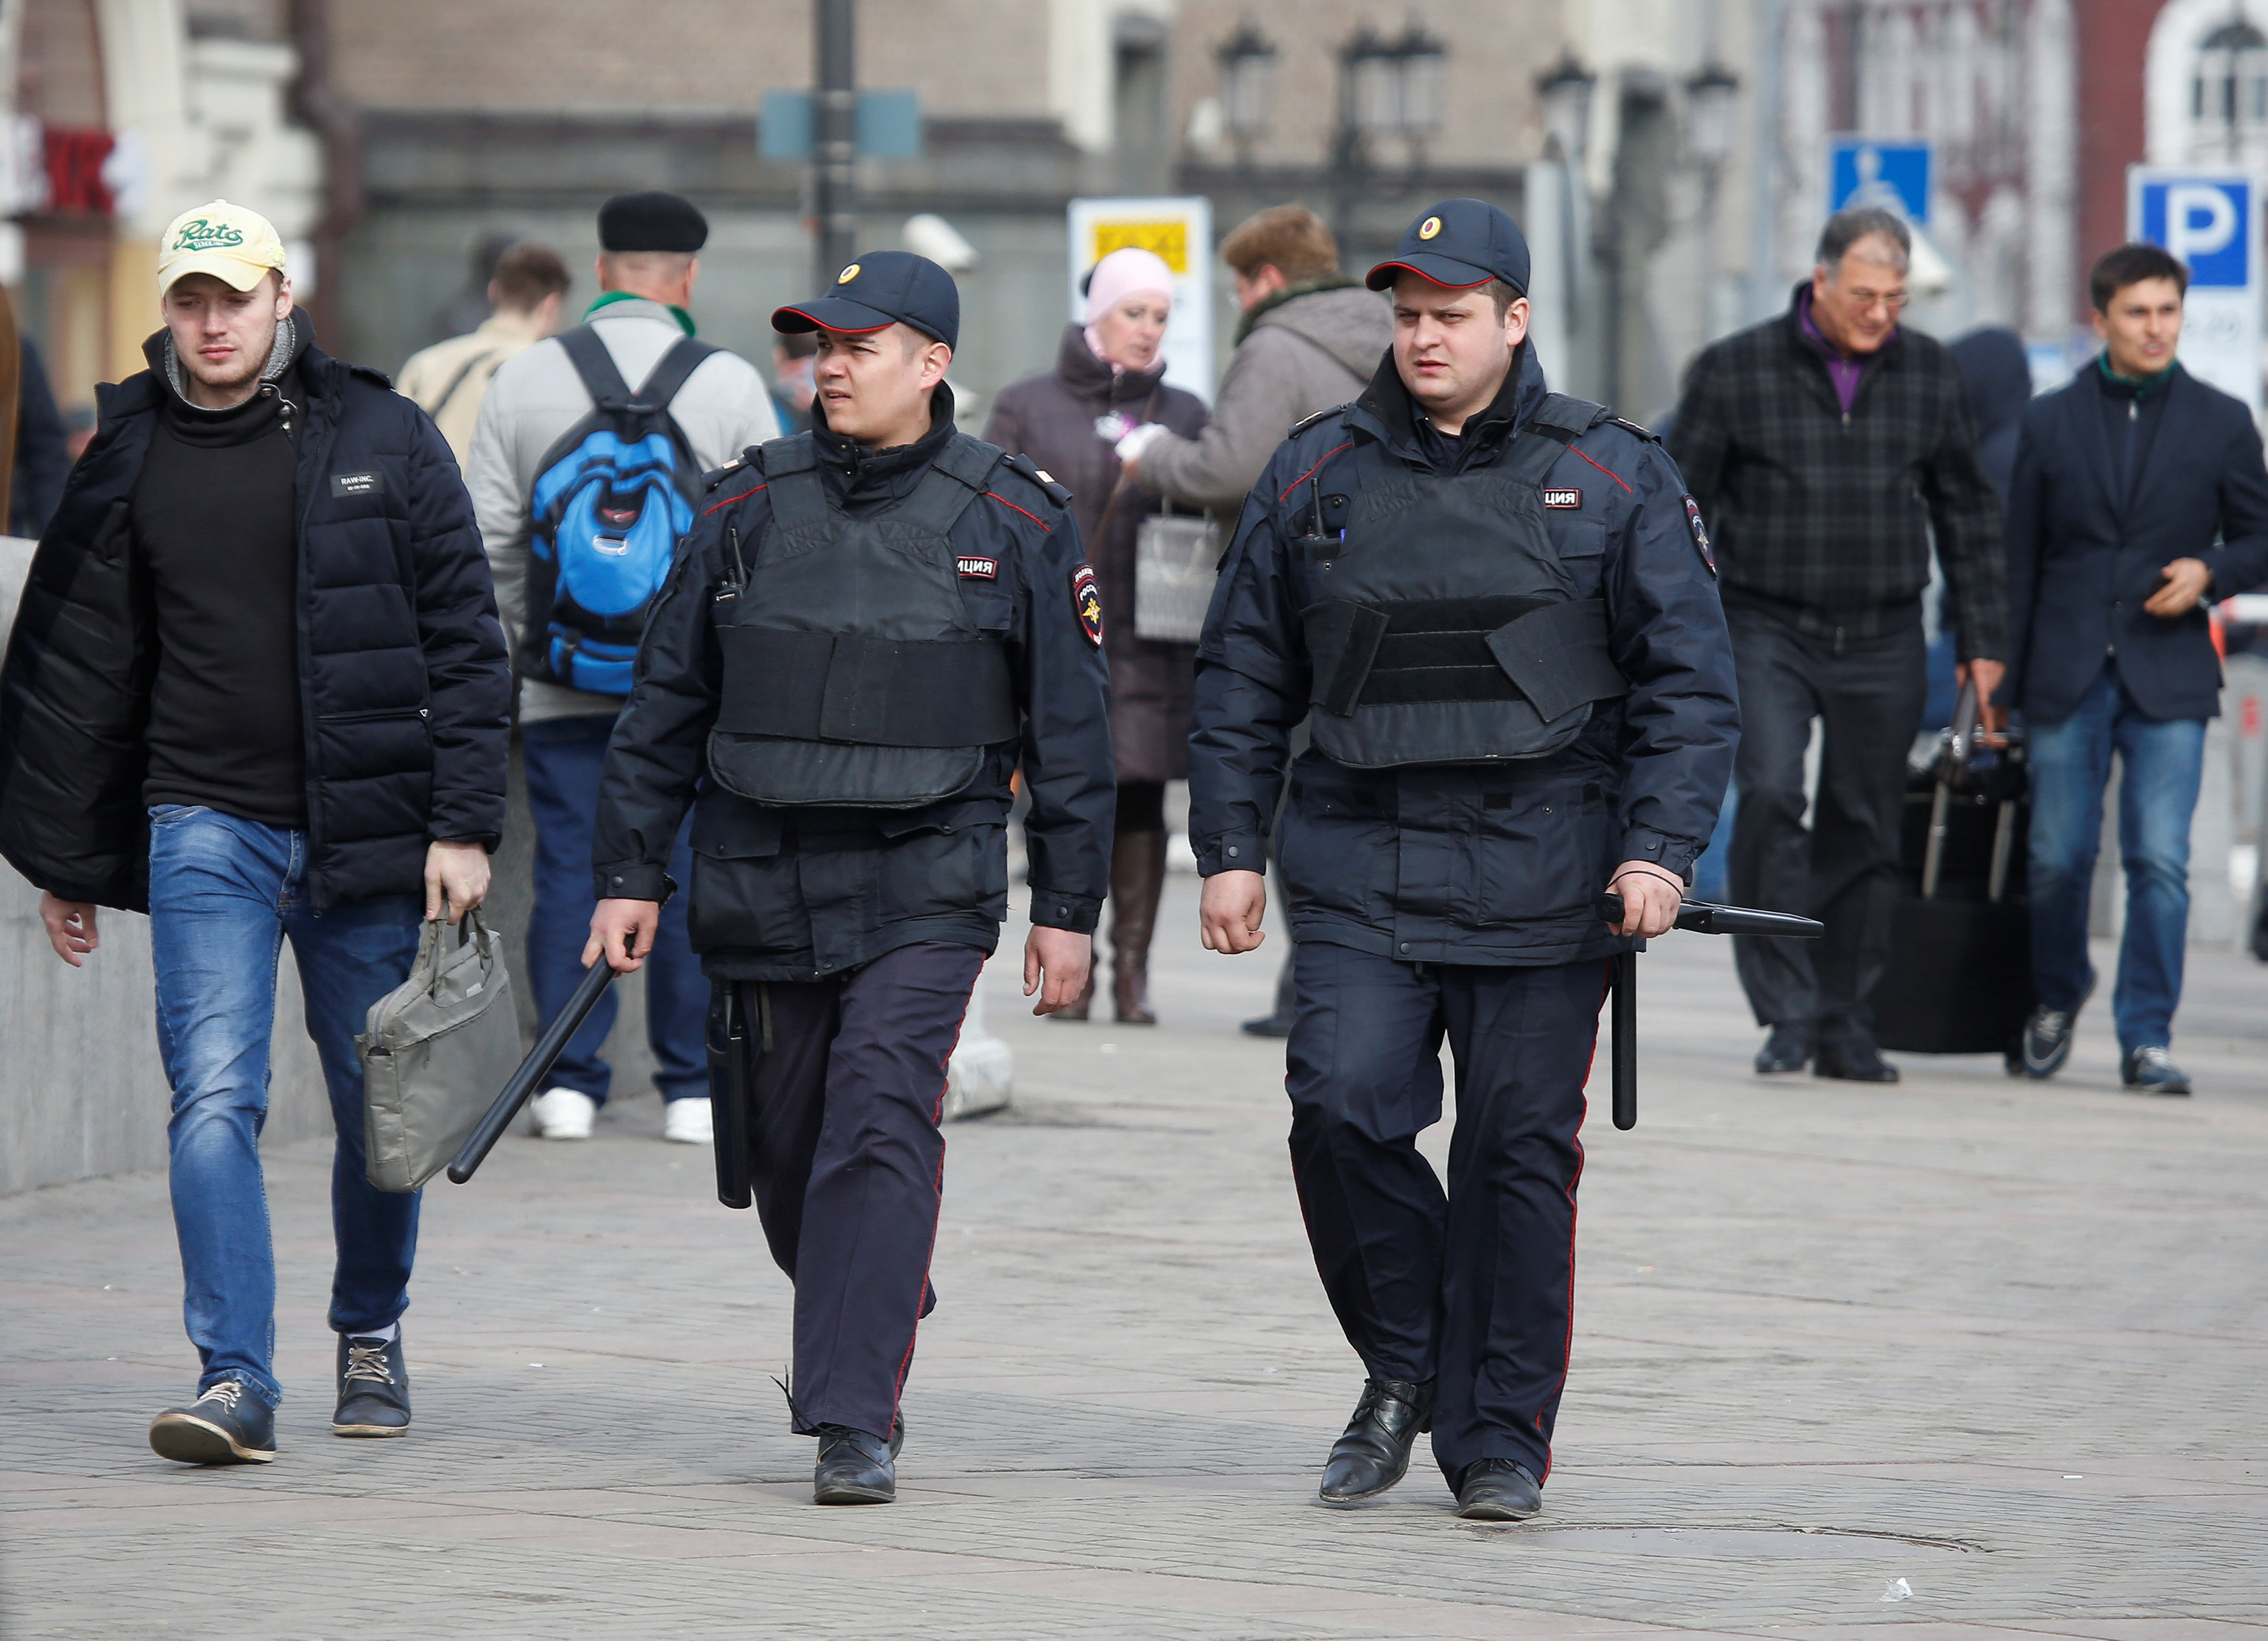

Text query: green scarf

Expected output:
[2096,351,2174,398]
[585,290,697,336]
[1233,272,1360,345]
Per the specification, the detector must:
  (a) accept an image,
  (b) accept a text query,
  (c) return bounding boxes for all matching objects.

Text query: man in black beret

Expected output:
[586,251,1115,1506]
[468,192,778,1148]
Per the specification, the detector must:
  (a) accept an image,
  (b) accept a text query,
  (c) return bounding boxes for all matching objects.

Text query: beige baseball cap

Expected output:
[157,200,288,294]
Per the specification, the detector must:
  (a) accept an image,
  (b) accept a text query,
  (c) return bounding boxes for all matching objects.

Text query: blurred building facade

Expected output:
[7,2,2268,434]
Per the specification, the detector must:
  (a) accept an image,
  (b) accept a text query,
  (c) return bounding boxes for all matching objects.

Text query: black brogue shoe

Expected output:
[1317,1377,1435,1504]
[1455,1458,1543,1520]
[813,1423,896,1505]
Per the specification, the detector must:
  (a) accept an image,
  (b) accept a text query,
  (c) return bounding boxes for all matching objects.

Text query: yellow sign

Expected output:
[1090,220,1188,274]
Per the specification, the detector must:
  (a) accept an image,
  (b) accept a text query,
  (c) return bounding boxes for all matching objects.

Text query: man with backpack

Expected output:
[397,240,571,468]
[467,191,779,1145]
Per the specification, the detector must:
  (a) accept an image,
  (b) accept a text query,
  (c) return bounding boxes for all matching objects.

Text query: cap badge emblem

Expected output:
[837,262,861,284]
[1418,216,1442,240]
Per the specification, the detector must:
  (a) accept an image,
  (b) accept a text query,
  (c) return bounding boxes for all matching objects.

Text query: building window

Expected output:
[2193,19,2268,133]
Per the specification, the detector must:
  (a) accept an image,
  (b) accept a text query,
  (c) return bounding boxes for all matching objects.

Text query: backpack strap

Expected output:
[629,336,721,413]
[424,347,500,425]
[555,325,634,408]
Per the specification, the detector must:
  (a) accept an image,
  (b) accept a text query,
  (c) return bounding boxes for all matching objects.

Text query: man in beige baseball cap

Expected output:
[157,198,289,294]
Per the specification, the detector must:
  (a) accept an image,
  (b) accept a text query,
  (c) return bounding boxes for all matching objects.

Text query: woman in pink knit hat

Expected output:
[985,247,1210,1023]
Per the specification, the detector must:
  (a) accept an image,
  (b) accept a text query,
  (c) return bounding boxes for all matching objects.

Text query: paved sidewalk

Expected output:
[4,878,2267,1639]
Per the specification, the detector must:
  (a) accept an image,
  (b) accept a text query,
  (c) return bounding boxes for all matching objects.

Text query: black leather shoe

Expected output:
[149,1379,277,1465]
[1318,1377,1434,1504]
[813,1424,896,1504]
[1814,1036,1899,1082]
[1455,1458,1542,1520]
[1754,1022,1812,1075]
[332,1333,411,1437]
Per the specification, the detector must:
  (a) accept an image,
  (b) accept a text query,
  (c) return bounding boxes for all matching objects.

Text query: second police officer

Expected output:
[586,253,1114,1506]
[1189,201,1739,1520]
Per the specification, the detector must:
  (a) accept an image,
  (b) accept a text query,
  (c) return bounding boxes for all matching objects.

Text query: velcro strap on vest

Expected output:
[1483,599,1631,721]
[716,628,1018,747]
[1306,596,1627,719]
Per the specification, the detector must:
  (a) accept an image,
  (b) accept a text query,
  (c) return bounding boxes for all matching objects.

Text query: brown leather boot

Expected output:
[1109,830,1166,1025]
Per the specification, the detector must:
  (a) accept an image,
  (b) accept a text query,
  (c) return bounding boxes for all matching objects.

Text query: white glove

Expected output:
[1114,422,1170,465]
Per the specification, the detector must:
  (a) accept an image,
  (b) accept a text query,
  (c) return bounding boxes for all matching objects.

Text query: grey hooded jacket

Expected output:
[1136,281,1392,515]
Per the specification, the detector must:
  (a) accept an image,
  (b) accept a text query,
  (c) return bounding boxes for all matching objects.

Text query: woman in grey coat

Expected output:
[984,249,1208,1023]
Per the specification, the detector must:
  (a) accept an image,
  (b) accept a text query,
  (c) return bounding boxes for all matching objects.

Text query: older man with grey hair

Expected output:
[1668,207,2007,1083]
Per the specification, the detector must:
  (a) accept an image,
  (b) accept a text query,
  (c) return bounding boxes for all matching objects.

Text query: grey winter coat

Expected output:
[984,325,1208,785]
[1137,281,1392,515]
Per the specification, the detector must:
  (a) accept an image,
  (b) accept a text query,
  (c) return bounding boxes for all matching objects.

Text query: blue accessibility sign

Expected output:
[1829,139,1931,226]
[2129,171,2253,288]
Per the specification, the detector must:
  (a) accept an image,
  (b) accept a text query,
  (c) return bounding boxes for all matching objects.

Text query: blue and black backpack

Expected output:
[523,326,718,694]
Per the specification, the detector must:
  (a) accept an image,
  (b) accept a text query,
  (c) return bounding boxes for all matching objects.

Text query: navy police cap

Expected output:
[1366,198,1531,296]
[773,250,960,351]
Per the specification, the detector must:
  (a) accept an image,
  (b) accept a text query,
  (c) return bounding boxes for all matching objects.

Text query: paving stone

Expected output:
[2,878,2263,1636]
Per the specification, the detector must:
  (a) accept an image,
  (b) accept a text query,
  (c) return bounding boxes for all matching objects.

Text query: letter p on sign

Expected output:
[2166,185,2238,266]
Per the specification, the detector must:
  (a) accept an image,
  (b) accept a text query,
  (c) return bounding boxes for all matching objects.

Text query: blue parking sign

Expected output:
[2131,172,2252,288]
[1830,139,1931,225]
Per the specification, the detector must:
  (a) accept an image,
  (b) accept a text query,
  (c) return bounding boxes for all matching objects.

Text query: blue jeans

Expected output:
[2026,666,2206,1054]
[522,716,706,1103]
[149,806,425,1408]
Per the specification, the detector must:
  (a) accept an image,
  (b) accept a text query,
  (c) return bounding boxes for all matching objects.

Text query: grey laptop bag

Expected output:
[359,909,524,1193]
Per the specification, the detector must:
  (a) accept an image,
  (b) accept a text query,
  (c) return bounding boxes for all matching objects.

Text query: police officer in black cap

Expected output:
[586,251,1113,1506]
[1189,200,1739,1520]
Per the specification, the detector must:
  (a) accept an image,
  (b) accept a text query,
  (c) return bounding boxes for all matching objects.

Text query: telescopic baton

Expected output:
[446,951,623,1184]
[1594,893,1823,1132]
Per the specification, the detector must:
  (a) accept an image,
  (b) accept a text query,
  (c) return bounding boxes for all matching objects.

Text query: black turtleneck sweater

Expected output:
[133,359,308,828]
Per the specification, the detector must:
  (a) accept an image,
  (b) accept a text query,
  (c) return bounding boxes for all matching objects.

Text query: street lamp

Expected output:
[1684,61,1741,169]
[1217,22,1276,153]
[1345,28,1402,143]
[1396,21,1447,141]
[1536,52,1596,166]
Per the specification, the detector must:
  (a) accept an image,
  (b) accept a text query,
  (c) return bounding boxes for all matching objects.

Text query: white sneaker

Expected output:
[529,1087,597,1141]
[662,1098,713,1145]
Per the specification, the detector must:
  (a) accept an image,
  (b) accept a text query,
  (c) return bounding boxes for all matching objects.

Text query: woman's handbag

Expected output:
[358,908,524,1193]
[1132,502,1225,646]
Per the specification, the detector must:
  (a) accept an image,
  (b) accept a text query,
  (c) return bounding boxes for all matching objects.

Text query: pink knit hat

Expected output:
[1083,247,1175,325]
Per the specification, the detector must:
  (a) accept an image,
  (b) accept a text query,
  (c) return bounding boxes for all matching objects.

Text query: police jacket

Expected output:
[0,325,510,913]
[1188,345,1739,967]
[592,388,1115,982]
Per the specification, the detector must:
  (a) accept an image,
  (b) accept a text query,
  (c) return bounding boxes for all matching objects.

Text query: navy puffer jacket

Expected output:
[0,327,510,912]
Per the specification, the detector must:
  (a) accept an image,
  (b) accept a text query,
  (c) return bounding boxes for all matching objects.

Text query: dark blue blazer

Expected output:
[2006,361,2268,723]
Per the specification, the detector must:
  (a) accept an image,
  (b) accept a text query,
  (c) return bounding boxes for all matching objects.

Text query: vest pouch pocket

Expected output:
[874,803,1008,922]
[1474,784,1612,929]
[686,822,803,957]
[706,732,985,810]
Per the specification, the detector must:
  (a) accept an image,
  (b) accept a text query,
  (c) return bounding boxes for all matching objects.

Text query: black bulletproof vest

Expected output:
[706,430,1018,809]
[1299,393,1630,769]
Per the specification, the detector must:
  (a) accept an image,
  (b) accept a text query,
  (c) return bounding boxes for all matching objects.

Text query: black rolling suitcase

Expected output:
[1871,686,2035,1064]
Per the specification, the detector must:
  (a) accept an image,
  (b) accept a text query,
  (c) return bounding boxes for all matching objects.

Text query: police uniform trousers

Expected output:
[717,941,984,1443]
[1286,940,1599,1485]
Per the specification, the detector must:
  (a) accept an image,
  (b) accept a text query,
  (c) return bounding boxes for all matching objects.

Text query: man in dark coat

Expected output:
[1669,206,2008,1082]
[0,201,511,1465]
[984,252,1206,1023]
[2005,242,2268,1095]
[587,251,1112,1507]
[1190,200,1737,1521]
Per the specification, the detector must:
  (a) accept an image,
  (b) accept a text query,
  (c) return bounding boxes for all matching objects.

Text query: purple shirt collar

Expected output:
[1797,287,1893,415]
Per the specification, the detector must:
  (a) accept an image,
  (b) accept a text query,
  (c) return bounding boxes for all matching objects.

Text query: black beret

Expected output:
[598,191,709,254]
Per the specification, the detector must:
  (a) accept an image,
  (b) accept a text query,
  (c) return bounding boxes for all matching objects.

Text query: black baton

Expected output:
[709,983,754,1210]
[447,953,621,1185]
[1594,893,1823,1130]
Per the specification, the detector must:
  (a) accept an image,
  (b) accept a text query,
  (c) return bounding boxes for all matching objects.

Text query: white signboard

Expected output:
[2127,167,2262,421]
[1066,196,1214,404]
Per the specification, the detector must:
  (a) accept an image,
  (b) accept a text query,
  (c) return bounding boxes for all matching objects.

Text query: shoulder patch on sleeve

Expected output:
[1289,402,1350,438]
[1002,451,1073,509]
[1071,563,1105,647]
[1682,494,1717,578]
